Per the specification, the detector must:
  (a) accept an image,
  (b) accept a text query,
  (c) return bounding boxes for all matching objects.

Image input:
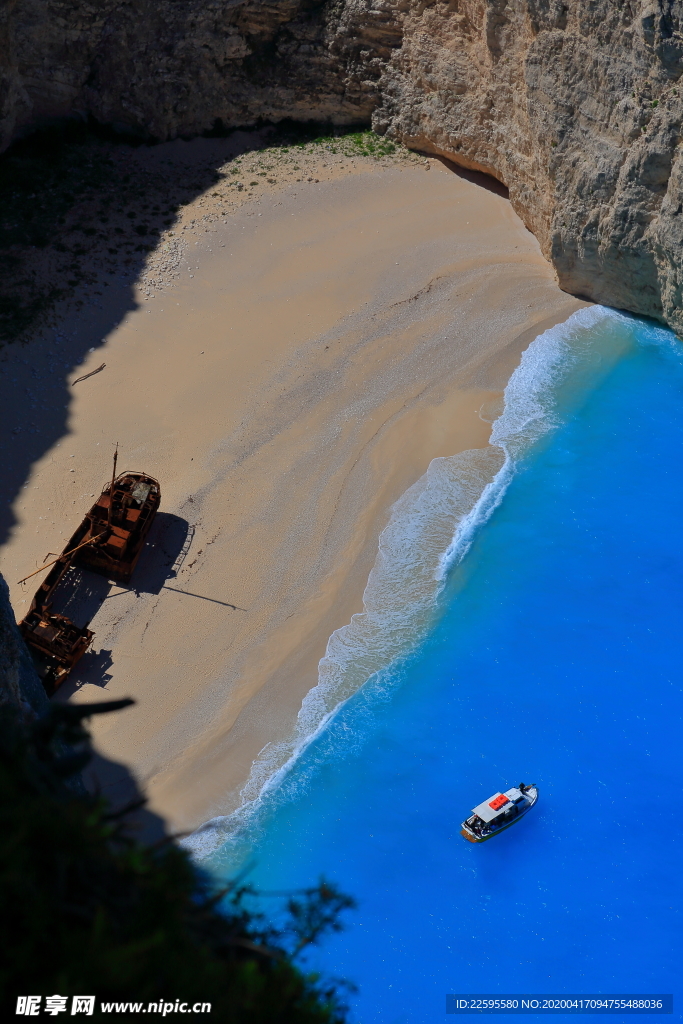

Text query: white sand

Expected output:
[1,154,585,833]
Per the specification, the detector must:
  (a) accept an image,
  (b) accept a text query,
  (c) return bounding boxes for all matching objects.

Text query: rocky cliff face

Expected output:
[375,1,683,334]
[1,1,683,333]
[0,574,47,717]
[0,0,398,145]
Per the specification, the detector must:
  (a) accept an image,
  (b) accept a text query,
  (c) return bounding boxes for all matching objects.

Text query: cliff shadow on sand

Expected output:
[1,118,422,710]
[0,119,383,554]
[37,512,191,693]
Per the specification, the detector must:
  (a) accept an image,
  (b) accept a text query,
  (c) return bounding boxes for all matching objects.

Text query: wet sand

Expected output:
[1,154,585,833]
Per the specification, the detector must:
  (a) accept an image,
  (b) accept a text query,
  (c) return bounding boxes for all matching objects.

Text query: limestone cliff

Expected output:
[375,1,683,335]
[1,1,683,333]
[0,0,396,145]
[0,574,47,717]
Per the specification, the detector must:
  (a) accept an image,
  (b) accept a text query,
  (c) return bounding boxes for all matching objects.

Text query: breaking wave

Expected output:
[183,304,629,863]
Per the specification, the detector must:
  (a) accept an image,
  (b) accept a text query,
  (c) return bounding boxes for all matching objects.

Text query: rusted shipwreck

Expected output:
[18,456,160,695]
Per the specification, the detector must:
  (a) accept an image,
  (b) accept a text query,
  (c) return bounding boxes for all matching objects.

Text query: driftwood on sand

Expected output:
[72,363,106,386]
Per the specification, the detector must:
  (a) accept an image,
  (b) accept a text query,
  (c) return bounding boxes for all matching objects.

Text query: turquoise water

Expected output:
[193,309,682,1020]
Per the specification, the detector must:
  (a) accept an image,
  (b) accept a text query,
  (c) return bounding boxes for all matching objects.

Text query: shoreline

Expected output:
[186,304,616,862]
[0,151,586,834]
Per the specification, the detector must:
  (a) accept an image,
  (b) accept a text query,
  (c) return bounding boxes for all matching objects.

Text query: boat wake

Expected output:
[183,305,632,864]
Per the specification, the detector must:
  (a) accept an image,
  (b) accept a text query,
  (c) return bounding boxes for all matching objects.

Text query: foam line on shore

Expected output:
[435,303,629,578]
[182,304,625,862]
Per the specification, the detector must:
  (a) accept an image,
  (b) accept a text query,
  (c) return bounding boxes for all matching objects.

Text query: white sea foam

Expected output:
[183,304,624,863]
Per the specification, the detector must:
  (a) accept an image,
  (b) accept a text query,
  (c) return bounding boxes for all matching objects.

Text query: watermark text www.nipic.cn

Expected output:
[16,996,212,1015]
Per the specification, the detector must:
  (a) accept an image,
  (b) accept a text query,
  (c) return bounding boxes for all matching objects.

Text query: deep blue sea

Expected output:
[189,308,682,1022]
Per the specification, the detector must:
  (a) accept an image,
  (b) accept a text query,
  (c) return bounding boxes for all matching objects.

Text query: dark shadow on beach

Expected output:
[132,513,193,594]
[433,153,510,199]
[82,748,169,844]
[66,647,115,690]
[49,676,169,842]
[0,118,373,553]
[50,513,190,699]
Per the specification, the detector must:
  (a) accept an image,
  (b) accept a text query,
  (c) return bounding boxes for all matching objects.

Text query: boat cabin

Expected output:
[75,471,160,583]
[467,787,532,831]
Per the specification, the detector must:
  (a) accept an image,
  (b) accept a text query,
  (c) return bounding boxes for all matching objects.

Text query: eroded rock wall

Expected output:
[0,574,47,717]
[375,1,683,332]
[0,0,401,148]
[1,0,683,333]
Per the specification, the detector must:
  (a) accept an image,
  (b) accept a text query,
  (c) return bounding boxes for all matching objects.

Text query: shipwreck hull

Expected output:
[18,545,95,695]
[19,611,94,697]
[18,469,160,695]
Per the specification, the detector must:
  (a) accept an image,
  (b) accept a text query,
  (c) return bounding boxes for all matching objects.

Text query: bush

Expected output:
[0,701,354,1022]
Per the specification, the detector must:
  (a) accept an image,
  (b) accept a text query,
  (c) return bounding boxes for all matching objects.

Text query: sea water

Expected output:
[192,308,682,1021]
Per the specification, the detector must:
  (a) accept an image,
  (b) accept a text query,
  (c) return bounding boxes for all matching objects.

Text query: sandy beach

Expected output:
[0,144,585,834]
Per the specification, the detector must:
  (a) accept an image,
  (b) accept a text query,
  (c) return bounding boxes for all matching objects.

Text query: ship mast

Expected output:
[108,443,118,527]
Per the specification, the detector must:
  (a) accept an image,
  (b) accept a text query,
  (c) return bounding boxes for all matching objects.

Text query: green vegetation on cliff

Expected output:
[0,699,354,1021]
